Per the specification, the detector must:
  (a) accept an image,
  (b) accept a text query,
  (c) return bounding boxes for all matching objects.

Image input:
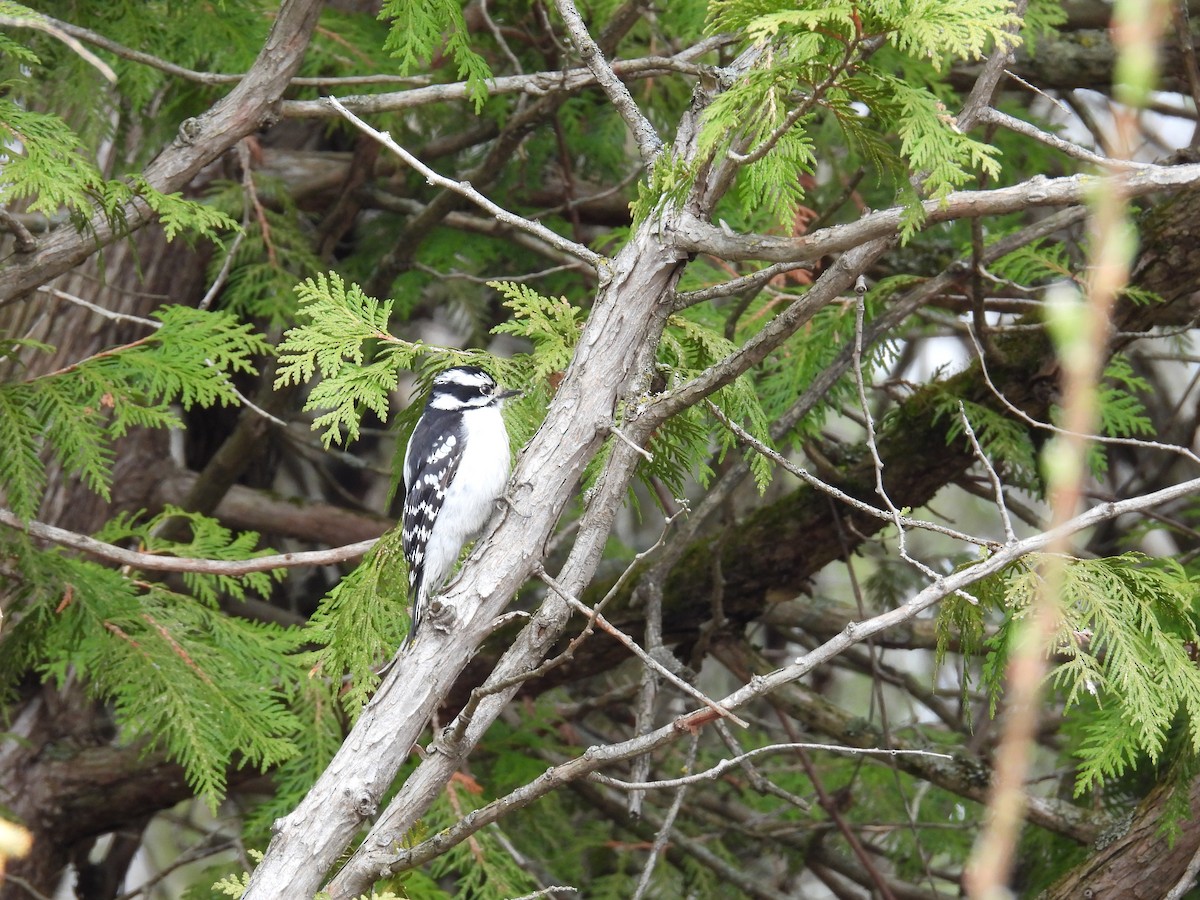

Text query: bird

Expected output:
[401,365,520,648]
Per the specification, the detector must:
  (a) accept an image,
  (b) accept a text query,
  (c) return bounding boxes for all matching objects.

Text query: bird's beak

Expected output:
[498,388,523,401]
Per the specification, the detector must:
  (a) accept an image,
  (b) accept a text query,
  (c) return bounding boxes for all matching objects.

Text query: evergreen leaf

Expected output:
[979,554,1200,795]
[277,273,417,447]
[489,281,585,379]
[378,0,492,111]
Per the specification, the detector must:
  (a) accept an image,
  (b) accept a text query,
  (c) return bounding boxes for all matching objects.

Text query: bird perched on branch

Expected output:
[401,365,519,647]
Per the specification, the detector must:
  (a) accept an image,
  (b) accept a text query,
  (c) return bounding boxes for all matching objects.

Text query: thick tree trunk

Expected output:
[1043,774,1200,899]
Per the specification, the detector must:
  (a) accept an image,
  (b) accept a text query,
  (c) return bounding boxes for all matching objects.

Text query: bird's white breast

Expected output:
[423,404,512,586]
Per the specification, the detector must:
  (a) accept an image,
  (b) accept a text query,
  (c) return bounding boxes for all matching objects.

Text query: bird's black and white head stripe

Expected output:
[401,365,517,648]
[427,365,507,411]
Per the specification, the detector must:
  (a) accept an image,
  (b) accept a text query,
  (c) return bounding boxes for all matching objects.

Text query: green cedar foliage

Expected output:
[378,0,493,111]
[0,516,303,807]
[96,506,284,605]
[301,531,409,717]
[941,553,1200,798]
[276,272,415,448]
[631,0,1018,237]
[0,98,236,240]
[0,290,292,811]
[0,308,269,520]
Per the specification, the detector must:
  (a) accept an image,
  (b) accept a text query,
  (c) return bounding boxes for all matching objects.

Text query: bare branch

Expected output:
[958,401,1019,544]
[975,106,1154,170]
[282,48,724,119]
[704,401,994,548]
[553,0,662,166]
[325,95,601,268]
[647,237,893,425]
[359,476,1200,879]
[965,325,1200,467]
[592,742,954,792]
[630,732,697,900]
[36,287,162,329]
[673,163,1200,264]
[0,12,116,83]
[0,507,376,575]
[539,567,749,729]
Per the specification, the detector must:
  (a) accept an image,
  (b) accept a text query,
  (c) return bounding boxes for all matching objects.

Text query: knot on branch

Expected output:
[352,790,378,819]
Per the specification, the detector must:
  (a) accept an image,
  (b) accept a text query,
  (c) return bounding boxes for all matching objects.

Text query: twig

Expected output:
[0,7,439,88]
[710,719,811,812]
[528,166,644,221]
[553,0,662,166]
[37,286,162,329]
[727,34,874,169]
[36,283,284,428]
[414,262,579,284]
[324,95,601,268]
[627,667,656,819]
[704,401,994,548]
[0,506,377,575]
[0,209,38,252]
[975,107,1153,171]
[849,293,981,599]
[673,260,814,308]
[0,12,116,83]
[198,229,247,311]
[111,835,239,900]
[1166,841,1200,900]
[630,732,698,900]
[954,0,1025,132]
[965,325,1200,467]
[363,189,596,275]
[784,719,898,900]
[538,567,749,728]
[609,425,653,462]
[853,296,900,527]
[592,742,953,792]
[648,237,893,425]
[578,779,790,900]
[0,874,55,900]
[225,381,291,428]
[479,0,523,76]
[957,401,1018,544]
[652,209,1088,633]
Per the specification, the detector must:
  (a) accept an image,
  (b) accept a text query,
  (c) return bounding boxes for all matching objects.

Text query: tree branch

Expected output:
[0,507,376,575]
[325,96,601,268]
[281,48,723,119]
[673,162,1200,264]
[552,0,663,166]
[0,0,325,303]
[346,474,1198,880]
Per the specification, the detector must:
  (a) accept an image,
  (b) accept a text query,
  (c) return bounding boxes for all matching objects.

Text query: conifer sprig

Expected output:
[972,554,1200,795]
[276,272,420,447]
[0,308,269,519]
[0,534,305,808]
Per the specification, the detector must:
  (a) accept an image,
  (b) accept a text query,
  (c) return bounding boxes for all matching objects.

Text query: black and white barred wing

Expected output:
[401,429,463,644]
